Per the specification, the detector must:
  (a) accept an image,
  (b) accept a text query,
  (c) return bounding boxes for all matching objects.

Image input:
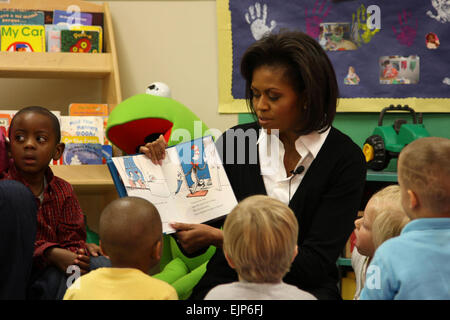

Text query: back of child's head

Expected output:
[9,106,61,143]
[99,197,162,268]
[368,185,403,218]
[398,137,450,217]
[372,204,410,250]
[223,195,298,283]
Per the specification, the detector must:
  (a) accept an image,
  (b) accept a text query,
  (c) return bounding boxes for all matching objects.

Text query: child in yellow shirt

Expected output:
[64,196,178,300]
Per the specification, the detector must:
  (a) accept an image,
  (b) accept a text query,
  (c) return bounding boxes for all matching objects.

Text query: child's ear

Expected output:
[224,252,236,270]
[291,245,298,263]
[407,189,419,209]
[52,142,65,161]
[153,240,162,261]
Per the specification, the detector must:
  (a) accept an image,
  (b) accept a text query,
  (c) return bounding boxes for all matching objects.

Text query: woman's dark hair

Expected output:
[9,106,61,143]
[240,30,338,134]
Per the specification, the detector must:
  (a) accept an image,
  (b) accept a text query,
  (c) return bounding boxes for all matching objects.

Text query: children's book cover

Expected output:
[53,9,93,26]
[60,30,99,53]
[63,141,103,165]
[69,25,103,52]
[69,103,108,117]
[69,103,111,163]
[0,25,45,52]
[109,136,237,234]
[60,116,104,165]
[45,24,68,52]
[0,9,45,25]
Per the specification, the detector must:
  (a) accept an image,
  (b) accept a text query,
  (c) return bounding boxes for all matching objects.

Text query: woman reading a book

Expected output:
[141,30,366,300]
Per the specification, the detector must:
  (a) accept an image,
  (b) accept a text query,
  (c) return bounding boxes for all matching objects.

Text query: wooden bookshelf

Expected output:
[0,0,122,232]
[0,52,113,78]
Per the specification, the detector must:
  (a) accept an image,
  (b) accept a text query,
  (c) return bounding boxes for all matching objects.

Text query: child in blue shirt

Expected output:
[360,137,450,300]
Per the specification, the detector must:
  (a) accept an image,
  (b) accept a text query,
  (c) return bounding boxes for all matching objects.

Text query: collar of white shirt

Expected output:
[257,128,330,204]
[257,128,330,178]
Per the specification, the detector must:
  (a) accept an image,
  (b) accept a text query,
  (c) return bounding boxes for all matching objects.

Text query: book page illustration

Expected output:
[110,136,237,234]
[175,139,212,197]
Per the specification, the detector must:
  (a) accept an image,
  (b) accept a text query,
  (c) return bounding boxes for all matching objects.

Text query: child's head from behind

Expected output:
[8,106,63,176]
[99,197,163,273]
[354,185,405,257]
[223,195,298,283]
[398,137,450,219]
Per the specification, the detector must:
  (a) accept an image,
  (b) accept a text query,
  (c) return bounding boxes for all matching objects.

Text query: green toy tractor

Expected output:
[363,105,430,171]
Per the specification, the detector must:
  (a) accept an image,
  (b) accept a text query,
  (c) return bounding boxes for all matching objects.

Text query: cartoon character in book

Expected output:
[8,42,33,52]
[123,157,146,188]
[174,171,184,195]
[178,143,211,194]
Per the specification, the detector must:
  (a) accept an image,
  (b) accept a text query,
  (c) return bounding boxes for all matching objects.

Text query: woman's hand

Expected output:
[139,134,168,165]
[170,222,224,255]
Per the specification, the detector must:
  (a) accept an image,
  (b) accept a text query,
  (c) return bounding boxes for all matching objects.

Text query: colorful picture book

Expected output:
[45,25,103,53]
[53,9,93,26]
[0,25,45,52]
[69,103,111,163]
[60,29,99,53]
[0,9,45,25]
[108,136,237,234]
[60,116,105,165]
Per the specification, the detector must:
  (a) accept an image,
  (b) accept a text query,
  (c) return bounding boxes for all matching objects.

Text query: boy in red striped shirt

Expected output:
[1,106,108,299]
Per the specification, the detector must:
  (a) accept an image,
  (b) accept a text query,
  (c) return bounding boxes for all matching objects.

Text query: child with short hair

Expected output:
[1,106,106,299]
[64,197,178,300]
[352,184,410,300]
[204,195,316,300]
[360,137,450,300]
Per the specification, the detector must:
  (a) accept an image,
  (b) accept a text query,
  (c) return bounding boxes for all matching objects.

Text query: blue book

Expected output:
[0,10,44,25]
[53,9,93,26]
[63,143,103,165]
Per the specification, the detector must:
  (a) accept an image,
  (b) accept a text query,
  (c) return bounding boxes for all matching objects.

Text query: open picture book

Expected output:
[107,136,237,234]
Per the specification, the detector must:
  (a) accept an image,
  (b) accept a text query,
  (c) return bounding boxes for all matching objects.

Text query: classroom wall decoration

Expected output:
[217,0,450,113]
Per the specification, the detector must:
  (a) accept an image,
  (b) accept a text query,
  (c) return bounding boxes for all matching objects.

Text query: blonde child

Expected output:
[204,195,316,300]
[352,185,409,300]
[64,197,178,300]
[360,137,450,299]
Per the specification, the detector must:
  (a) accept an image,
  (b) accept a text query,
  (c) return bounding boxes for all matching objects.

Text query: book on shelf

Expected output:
[0,9,45,25]
[45,24,65,52]
[68,103,112,162]
[0,25,45,52]
[60,116,105,165]
[69,25,102,52]
[53,9,93,26]
[45,24,103,53]
[60,29,99,53]
[107,136,238,234]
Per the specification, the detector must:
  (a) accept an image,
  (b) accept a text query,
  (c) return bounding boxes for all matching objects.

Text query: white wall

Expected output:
[102,0,237,132]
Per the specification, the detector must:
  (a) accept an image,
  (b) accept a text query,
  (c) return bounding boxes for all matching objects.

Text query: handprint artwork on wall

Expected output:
[392,10,418,47]
[226,0,450,111]
[305,0,331,39]
[427,0,450,23]
[244,2,276,40]
[351,4,380,47]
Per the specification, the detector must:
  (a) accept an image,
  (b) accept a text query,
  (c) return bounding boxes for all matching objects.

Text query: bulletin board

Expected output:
[217,0,450,113]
